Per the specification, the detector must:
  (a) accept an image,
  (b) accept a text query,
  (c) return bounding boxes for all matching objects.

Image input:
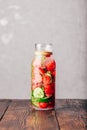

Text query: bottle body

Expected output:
[31,44,56,110]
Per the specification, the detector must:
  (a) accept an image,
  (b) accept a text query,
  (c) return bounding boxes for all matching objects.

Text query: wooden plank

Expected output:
[0,100,11,121]
[0,100,59,130]
[55,99,87,130]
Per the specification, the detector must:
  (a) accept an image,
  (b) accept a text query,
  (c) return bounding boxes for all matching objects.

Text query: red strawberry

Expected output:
[44,84,54,97]
[46,59,56,71]
[39,102,48,108]
[52,70,56,77]
[45,89,54,97]
[43,72,52,85]
[51,82,55,89]
[39,67,45,75]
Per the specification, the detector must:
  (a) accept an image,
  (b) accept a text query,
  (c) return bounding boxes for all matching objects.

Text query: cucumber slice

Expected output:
[32,101,39,107]
[33,87,44,98]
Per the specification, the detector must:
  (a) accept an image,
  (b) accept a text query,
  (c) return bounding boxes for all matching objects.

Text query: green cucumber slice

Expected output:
[32,101,39,107]
[33,87,44,98]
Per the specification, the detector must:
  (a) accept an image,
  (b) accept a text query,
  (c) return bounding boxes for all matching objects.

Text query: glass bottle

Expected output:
[31,43,56,110]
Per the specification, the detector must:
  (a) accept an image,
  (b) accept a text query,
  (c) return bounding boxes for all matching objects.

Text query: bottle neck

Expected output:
[35,51,53,57]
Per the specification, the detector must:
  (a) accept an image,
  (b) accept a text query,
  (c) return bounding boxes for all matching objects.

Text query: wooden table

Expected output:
[0,99,87,130]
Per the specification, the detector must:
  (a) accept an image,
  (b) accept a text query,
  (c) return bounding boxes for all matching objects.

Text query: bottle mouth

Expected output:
[35,43,53,52]
[35,51,53,57]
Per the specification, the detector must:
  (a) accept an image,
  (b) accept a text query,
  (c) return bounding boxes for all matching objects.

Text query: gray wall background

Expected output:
[0,0,87,99]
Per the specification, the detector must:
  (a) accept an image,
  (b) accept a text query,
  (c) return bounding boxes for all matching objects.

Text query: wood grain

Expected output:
[0,100,11,121]
[0,99,87,130]
[0,100,59,130]
[56,99,87,130]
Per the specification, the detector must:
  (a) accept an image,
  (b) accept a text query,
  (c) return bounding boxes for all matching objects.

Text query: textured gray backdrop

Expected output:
[0,0,87,99]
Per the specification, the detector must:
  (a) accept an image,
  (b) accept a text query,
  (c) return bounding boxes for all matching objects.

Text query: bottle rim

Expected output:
[35,42,53,45]
[35,43,53,53]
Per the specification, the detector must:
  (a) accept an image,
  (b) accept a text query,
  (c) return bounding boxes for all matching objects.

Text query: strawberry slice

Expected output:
[52,70,56,77]
[39,102,48,108]
[46,59,56,71]
[43,72,52,85]
[44,84,54,97]
[39,67,45,75]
